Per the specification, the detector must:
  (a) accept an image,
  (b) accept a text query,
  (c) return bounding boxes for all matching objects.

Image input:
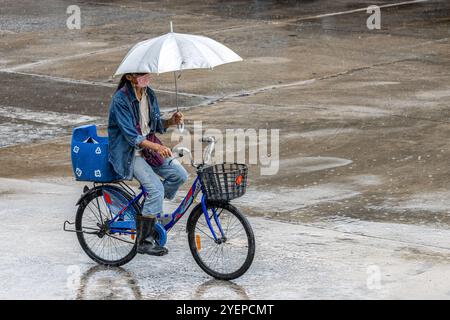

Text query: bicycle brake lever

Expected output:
[168,150,184,166]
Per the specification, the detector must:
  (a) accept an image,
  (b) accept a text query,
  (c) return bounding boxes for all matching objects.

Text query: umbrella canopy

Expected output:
[114,31,243,76]
[114,23,243,132]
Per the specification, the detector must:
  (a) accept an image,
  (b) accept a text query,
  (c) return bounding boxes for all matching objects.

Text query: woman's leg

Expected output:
[133,156,168,256]
[132,156,164,217]
[152,158,189,200]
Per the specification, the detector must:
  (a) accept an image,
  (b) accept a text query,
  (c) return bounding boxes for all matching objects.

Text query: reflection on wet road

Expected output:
[76,266,143,300]
[74,265,249,300]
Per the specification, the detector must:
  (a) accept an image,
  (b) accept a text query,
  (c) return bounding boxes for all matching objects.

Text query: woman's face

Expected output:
[126,73,150,88]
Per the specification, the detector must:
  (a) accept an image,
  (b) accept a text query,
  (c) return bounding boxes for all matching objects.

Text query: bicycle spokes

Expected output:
[195,207,249,275]
[79,188,137,263]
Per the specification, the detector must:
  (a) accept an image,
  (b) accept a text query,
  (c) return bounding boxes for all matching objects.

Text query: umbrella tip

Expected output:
[169,21,173,32]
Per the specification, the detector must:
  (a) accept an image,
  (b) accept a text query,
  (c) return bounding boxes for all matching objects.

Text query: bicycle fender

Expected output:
[75,185,101,206]
[186,203,202,232]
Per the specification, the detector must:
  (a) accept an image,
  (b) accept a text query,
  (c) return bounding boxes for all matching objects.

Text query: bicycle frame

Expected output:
[104,175,226,242]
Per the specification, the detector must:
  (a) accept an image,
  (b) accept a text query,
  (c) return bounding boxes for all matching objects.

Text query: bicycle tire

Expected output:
[187,202,255,280]
[75,185,138,267]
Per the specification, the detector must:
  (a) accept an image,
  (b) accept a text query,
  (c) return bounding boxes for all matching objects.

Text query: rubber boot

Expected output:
[136,215,168,256]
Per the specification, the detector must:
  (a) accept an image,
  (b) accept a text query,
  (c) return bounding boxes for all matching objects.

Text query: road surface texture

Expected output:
[0,0,450,299]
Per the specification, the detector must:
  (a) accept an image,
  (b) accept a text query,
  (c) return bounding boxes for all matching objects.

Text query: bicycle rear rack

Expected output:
[63,220,79,233]
[93,180,137,197]
[64,181,141,235]
[63,220,100,235]
[63,220,83,232]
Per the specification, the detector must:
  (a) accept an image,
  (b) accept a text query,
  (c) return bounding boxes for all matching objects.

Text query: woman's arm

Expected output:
[163,118,173,129]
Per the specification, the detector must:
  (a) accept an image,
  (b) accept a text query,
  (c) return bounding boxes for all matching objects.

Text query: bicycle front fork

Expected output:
[201,195,226,243]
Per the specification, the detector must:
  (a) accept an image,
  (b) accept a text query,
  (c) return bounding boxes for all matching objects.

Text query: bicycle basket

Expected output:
[198,163,248,202]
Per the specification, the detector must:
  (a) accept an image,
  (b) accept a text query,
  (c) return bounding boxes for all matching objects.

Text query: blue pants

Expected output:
[133,156,188,217]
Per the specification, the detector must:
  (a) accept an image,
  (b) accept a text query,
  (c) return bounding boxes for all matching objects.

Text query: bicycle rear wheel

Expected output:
[75,185,138,267]
[187,202,255,280]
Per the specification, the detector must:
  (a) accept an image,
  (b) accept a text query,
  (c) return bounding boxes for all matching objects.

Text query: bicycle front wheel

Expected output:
[187,202,255,280]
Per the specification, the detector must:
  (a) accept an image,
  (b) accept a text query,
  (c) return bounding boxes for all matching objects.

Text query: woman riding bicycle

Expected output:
[108,72,188,257]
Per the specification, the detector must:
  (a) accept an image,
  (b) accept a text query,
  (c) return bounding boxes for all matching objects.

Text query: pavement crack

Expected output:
[0,70,217,100]
[0,45,131,73]
[278,0,430,26]
[218,58,417,101]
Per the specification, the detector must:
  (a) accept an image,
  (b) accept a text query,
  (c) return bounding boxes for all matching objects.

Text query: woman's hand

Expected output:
[139,140,173,158]
[170,111,184,126]
[155,144,173,158]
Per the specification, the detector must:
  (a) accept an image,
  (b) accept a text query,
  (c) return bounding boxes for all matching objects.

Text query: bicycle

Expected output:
[64,136,255,280]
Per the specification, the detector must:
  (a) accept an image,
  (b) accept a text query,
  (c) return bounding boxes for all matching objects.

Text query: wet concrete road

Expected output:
[1,0,450,299]
[3,178,450,299]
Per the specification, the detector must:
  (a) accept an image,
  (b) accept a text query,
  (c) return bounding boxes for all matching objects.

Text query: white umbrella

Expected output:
[114,22,243,118]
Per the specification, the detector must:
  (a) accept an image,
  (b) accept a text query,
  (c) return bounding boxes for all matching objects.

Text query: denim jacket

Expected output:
[108,81,166,180]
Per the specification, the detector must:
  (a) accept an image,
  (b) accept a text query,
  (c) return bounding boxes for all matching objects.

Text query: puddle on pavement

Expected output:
[416,89,450,100]
[373,191,450,214]
[246,56,291,64]
[0,105,105,148]
[279,156,353,173]
[292,127,360,139]
[237,183,361,213]
[0,120,71,148]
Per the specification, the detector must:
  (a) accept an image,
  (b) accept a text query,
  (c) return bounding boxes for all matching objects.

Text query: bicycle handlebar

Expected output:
[200,136,216,143]
[170,136,216,168]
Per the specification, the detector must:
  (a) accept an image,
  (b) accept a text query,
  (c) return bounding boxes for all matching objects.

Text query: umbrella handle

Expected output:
[173,70,184,132]
[174,71,178,111]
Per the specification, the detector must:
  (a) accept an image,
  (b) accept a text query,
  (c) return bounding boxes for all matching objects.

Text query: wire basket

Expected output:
[198,163,248,202]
